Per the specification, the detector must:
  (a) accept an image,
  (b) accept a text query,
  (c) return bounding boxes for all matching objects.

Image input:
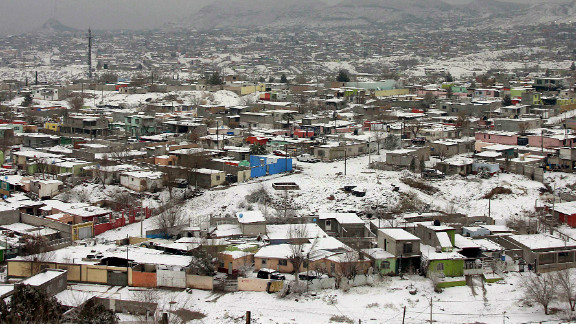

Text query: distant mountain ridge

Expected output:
[40,18,78,34]
[186,0,572,30]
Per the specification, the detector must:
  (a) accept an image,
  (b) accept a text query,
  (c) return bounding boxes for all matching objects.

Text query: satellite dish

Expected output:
[238,213,243,218]
[2,195,6,199]
[313,218,317,222]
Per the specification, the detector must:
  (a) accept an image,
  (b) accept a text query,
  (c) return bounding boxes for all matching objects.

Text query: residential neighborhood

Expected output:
[1,1,576,323]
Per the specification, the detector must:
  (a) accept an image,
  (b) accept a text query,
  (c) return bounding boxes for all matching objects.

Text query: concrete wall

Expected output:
[0,209,20,225]
[22,269,67,297]
[20,213,72,237]
[157,266,186,288]
[186,274,213,290]
[237,278,270,292]
[83,265,109,284]
[131,271,157,288]
[93,297,157,316]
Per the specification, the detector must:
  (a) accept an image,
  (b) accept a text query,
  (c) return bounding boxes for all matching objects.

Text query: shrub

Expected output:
[401,178,438,195]
[482,187,512,199]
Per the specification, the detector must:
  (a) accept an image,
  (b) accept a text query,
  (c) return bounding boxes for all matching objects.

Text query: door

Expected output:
[228,262,233,275]
[326,220,332,231]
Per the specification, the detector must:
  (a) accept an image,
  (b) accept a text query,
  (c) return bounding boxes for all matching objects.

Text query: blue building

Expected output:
[250,156,293,178]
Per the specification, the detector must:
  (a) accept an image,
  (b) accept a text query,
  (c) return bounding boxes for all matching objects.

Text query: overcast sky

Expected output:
[0,0,547,35]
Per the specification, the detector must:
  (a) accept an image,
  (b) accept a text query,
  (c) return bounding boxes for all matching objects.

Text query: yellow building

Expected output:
[44,122,60,132]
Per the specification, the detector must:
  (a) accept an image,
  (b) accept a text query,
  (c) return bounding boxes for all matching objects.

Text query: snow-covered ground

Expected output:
[57,271,572,324]
[89,150,576,244]
[174,153,551,228]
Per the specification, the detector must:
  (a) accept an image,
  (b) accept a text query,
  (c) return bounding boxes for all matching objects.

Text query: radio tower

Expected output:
[87,28,93,79]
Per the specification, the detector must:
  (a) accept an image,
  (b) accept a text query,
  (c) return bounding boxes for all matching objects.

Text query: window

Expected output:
[261,258,267,266]
[279,259,288,266]
[381,261,390,269]
[326,220,331,227]
[216,176,220,181]
[436,263,444,271]
[403,243,413,254]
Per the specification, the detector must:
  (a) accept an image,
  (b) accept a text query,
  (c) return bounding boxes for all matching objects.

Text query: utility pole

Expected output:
[87,28,93,80]
[402,306,406,324]
[429,297,433,324]
[344,149,347,176]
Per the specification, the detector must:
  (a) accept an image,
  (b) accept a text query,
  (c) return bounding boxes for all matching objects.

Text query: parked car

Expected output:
[298,271,327,281]
[422,168,445,179]
[273,150,289,157]
[297,154,319,162]
[257,268,286,280]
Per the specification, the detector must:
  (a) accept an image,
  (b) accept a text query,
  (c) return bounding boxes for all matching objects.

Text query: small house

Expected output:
[236,211,266,236]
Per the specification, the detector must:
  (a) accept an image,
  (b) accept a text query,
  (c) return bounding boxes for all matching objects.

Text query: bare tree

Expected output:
[153,207,185,238]
[288,224,309,282]
[556,269,576,311]
[521,272,557,315]
[67,96,84,112]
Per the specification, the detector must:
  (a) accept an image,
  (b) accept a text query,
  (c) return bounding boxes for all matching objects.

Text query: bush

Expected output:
[245,185,270,204]
[401,178,438,195]
[482,187,512,199]
[394,191,426,213]
[329,315,354,323]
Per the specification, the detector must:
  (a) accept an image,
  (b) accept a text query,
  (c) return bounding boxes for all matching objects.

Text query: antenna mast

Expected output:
[87,28,93,79]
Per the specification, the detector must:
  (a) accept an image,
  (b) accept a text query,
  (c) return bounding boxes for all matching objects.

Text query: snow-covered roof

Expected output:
[454,234,481,249]
[378,228,420,241]
[236,211,265,224]
[318,212,364,224]
[265,224,327,240]
[509,234,576,250]
[437,232,453,248]
[362,248,394,260]
[212,224,242,237]
[552,201,576,215]
[420,244,465,261]
[21,269,66,286]
[122,171,164,179]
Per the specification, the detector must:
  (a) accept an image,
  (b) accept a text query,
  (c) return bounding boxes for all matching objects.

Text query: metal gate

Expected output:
[107,270,128,286]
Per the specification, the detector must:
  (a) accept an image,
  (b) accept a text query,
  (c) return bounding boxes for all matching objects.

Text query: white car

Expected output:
[297,154,319,163]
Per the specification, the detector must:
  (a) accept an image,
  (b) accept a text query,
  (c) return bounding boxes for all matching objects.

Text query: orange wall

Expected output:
[131,271,157,287]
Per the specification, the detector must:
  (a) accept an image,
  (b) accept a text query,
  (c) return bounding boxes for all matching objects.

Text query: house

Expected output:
[60,114,109,137]
[428,139,474,159]
[361,248,396,275]
[120,171,164,192]
[435,157,474,176]
[496,234,576,272]
[376,228,421,274]
[217,250,254,275]
[249,156,293,178]
[125,115,156,137]
[317,213,366,238]
[236,211,266,236]
[264,223,328,245]
[461,226,491,238]
[29,179,64,199]
[0,175,30,197]
[313,142,369,161]
[190,168,226,188]
[385,147,430,169]
[552,201,576,228]
[254,237,361,276]
[414,222,456,252]
[420,244,466,278]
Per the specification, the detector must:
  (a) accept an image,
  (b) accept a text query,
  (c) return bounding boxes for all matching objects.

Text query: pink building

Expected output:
[475,131,518,145]
[527,135,576,149]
